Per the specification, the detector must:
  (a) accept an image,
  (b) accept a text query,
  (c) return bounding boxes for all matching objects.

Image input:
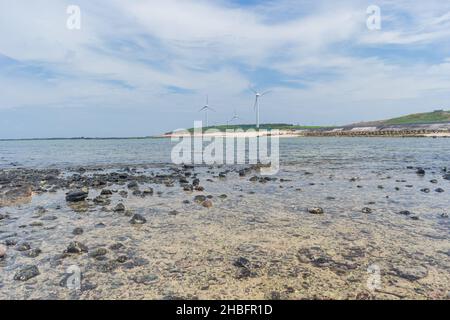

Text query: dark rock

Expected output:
[393,265,428,281]
[41,215,58,221]
[127,181,139,189]
[219,194,228,199]
[132,274,158,285]
[430,179,438,184]
[14,265,40,281]
[398,210,412,216]
[93,195,110,206]
[96,260,117,273]
[435,188,445,193]
[24,248,42,258]
[362,207,372,213]
[194,195,206,203]
[440,212,449,218]
[16,242,31,252]
[109,243,124,251]
[416,168,426,175]
[66,191,88,202]
[72,227,84,235]
[5,239,17,246]
[130,214,146,225]
[233,257,250,268]
[65,241,88,254]
[113,203,125,212]
[89,248,108,258]
[308,207,324,215]
[100,189,113,196]
[169,210,179,216]
[420,188,430,193]
[116,255,129,263]
[142,188,154,196]
[443,173,450,180]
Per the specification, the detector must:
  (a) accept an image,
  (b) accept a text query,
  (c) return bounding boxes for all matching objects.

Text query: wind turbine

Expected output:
[250,87,271,129]
[227,109,240,126]
[199,95,215,127]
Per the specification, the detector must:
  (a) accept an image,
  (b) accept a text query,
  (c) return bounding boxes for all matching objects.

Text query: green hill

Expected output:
[350,110,450,127]
[382,110,450,125]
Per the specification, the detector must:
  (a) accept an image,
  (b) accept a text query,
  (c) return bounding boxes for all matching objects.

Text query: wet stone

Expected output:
[114,203,125,212]
[89,248,108,258]
[72,227,84,235]
[65,241,88,254]
[194,195,206,203]
[66,191,88,202]
[100,189,113,196]
[362,207,372,213]
[24,248,42,258]
[393,265,428,281]
[202,200,213,208]
[16,242,31,252]
[130,214,146,225]
[109,243,124,251]
[131,274,158,285]
[14,265,40,281]
[308,207,324,215]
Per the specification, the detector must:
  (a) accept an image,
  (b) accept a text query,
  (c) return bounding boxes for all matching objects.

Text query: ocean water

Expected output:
[1,137,449,299]
[1,137,449,170]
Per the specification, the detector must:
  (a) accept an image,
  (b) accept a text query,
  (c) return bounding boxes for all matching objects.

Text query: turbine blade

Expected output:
[261,90,272,96]
[249,85,257,94]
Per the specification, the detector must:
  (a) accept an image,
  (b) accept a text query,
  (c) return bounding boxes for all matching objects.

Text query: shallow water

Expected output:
[0,138,449,299]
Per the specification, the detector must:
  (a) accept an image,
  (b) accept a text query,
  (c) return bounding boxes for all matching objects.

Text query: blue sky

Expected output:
[0,0,450,138]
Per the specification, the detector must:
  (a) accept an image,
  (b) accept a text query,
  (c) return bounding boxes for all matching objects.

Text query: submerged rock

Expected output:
[66,191,88,202]
[130,214,147,225]
[194,195,207,203]
[362,207,372,213]
[100,189,113,196]
[113,203,125,212]
[72,227,84,235]
[202,200,213,208]
[393,265,428,281]
[65,241,88,254]
[24,248,42,258]
[16,242,31,252]
[416,168,426,175]
[308,207,324,215]
[14,265,40,281]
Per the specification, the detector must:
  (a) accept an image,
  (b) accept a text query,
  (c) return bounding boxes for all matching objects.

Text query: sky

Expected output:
[0,0,450,138]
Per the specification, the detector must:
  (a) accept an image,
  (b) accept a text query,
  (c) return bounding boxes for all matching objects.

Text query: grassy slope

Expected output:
[382,110,450,125]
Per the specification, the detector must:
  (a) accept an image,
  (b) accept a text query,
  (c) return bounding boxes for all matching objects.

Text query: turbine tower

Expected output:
[250,87,271,129]
[199,95,214,127]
